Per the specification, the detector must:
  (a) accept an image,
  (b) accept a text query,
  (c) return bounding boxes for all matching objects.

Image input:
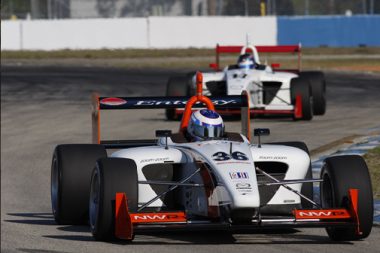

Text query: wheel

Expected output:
[290,77,313,121]
[186,71,196,95]
[90,157,138,241]
[320,155,373,241]
[299,71,326,115]
[165,76,190,120]
[51,144,107,225]
[268,142,313,208]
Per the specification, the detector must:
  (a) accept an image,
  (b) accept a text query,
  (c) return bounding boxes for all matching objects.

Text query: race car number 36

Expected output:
[213,152,248,161]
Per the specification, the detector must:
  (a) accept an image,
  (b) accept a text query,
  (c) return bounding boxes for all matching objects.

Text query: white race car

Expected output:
[166,44,326,121]
[51,73,372,242]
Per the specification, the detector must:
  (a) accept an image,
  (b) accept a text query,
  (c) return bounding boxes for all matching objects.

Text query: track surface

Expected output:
[1,66,380,253]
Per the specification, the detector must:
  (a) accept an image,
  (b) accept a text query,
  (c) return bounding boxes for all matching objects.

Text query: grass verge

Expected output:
[2,47,380,59]
[363,146,380,199]
[2,47,380,72]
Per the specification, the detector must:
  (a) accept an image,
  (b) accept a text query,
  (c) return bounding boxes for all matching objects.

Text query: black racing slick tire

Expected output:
[299,71,326,115]
[51,144,107,225]
[186,71,197,95]
[165,76,190,120]
[90,158,138,241]
[320,155,373,241]
[268,142,314,209]
[290,77,313,121]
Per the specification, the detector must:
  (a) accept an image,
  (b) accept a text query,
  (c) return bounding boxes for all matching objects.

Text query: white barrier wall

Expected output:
[21,18,148,50]
[148,17,276,48]
[1,21,22,50]
[1,17,276,50]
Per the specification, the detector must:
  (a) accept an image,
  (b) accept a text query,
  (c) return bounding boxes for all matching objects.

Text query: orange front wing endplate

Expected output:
[115,192,187,240]
[293,188,361,235]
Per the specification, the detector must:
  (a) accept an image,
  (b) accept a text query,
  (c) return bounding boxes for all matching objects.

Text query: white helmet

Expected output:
[237,53,255,69]
[187,109,224,141]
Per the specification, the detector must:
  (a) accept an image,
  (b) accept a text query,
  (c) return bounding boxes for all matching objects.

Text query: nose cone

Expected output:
[195,141,261,210]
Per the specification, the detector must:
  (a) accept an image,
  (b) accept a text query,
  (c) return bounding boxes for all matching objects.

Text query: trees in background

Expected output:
[1,0,379,20]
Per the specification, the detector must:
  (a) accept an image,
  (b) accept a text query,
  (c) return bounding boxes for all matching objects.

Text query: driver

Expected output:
[187,109,224,141]
[237,53,256,70]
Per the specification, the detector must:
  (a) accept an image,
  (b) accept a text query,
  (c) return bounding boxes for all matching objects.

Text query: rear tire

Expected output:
[51,144,107,225]
[165,76,190,120]
[90,158,138,241]
[299,71,326,115]
[320,155,373,241]
[186,71,196,95]
[290,77,313,121]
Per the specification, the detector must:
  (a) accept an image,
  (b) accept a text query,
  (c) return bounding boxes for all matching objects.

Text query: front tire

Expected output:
[90,158,138,241]
[320,155,373,241]
[290,77,313,121]
[51,144,107,225]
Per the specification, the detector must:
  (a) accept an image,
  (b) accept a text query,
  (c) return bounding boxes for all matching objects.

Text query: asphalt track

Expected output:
[1,66,380,253]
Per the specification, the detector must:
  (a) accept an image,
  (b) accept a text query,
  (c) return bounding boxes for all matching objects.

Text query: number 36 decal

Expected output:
[212,152,249,161]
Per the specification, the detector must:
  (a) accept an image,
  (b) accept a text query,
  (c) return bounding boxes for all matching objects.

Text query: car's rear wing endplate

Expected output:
[91,92,250,145]
[210,44,302,72]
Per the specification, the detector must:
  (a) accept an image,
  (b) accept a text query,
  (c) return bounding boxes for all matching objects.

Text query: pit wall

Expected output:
[1,15,379,50]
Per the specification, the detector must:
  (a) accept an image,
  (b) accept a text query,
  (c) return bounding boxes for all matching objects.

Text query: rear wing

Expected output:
[91,92,250,147]
[209,44,302,72]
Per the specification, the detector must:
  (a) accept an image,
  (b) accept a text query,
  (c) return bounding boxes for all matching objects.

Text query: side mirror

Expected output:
[156,130,172,150]
[253,128,270,148]
[156,130,172,138]
[254,128,270,137]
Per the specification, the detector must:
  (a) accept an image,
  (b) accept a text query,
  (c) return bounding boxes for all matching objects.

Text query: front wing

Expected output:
[114,189,361,240]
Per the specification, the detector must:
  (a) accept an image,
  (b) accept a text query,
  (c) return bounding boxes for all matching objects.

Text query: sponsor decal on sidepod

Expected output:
[236,182,253,193]
[229,172,249,179]
[236,182,251,189]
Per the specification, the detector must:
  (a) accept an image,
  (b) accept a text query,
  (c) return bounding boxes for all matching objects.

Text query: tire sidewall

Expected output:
[320,155,373,240]
[51,144,107,225]
[90,157,138,241]
[51,150,61,223]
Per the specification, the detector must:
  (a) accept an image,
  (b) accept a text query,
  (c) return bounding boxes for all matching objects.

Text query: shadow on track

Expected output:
[127,230,353,245]
[5,213,353,245]
[5,213,56,226]
[44,229,352,245]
